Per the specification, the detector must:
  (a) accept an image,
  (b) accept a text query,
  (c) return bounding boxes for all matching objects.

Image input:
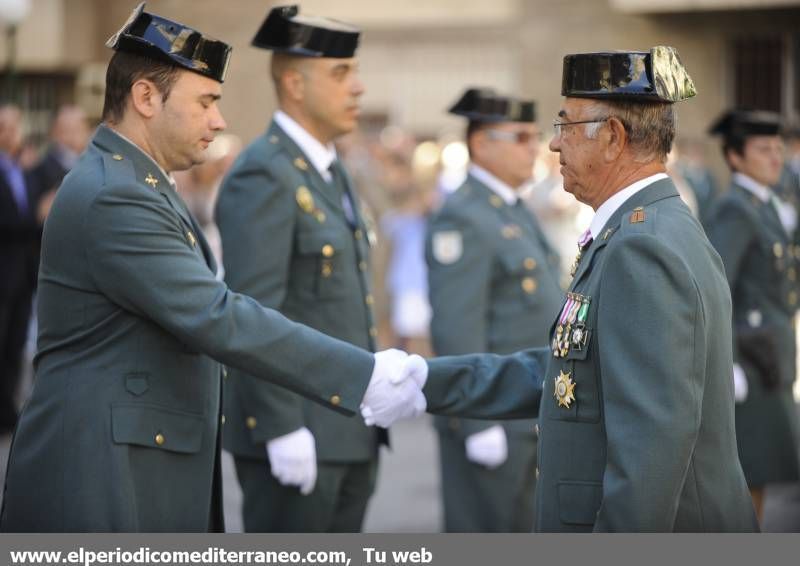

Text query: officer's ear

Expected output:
[129,79,162,119]
[602,116,627,162]
[280,67,306,103]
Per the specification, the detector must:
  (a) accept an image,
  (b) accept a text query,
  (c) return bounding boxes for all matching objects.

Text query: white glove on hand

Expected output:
[465,424,508,469]
[360,349,429,428]
[733,364,749,404]
[265,427,317,495]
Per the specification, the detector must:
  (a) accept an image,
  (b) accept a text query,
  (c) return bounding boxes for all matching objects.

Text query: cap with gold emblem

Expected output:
[252,4,360,58]
[561,46,696,103]
[106,2,232,83]
[448,88,536,123]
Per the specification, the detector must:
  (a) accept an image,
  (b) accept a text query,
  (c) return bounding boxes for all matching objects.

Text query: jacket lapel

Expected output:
[570,178,680,288]
[268,121,347,218]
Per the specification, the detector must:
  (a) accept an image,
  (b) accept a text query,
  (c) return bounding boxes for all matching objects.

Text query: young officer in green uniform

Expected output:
[216,5,384,532]
[706,110,800,522]
[0,3,426,533]
[375,47,759,532]
[426,88,562,532]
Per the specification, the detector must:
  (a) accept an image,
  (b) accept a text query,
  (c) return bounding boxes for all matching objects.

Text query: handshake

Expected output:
[360,349,429,428]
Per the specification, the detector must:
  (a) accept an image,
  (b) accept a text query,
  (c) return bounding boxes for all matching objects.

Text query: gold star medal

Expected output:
[295,186,315,214]
[554,370,576,408]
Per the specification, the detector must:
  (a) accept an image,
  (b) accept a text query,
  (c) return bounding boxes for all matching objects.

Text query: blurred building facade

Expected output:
[0,1,797,159]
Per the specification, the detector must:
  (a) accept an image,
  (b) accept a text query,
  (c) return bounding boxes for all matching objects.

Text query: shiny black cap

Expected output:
[106,2,232,83]
[709,110,782,139]
[448,88,536,123]
[252,5,360,58]
[561,46,696,103]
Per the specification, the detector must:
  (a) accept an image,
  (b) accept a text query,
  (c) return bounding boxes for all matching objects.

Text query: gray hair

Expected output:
[585,100,676,162]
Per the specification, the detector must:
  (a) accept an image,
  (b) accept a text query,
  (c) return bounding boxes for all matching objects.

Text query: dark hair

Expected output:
[465,120,489,159]
[102,51,181,123]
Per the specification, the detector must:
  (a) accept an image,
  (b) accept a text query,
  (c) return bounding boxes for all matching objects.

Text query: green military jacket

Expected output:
[216,120,382,463]
[426,174,562,437]
[423,179,758,532]
[0,126,374,532]
[706,181,800,486]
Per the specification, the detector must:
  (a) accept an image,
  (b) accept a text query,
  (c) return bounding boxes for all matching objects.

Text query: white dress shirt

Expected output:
[274,110,337,183]
[468,164,521,205]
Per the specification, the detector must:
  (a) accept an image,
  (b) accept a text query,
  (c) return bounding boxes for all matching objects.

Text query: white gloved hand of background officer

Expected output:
[465,424,508,469]
[361,349,429,428]
[265,426,317,495]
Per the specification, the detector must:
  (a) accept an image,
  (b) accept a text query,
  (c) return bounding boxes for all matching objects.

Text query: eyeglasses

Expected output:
[485,129,543,145]
[552,118,609,137]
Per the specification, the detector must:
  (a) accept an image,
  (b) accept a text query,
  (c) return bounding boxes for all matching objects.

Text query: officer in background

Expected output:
[1,3,425,532]
[216,5,384,532]
[426,88,562,532]
[706,110,800,523]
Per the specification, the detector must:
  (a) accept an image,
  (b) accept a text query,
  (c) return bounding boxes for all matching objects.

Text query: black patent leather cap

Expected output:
[252,5,360,58]
[709,109,783,138]
[106,2,232,83]
[561,46,696,103]
[448,88,536,122]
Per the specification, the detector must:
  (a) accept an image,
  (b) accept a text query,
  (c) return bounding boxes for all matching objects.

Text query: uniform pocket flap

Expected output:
[498,251,531,274]
[296,230,345,255]
[111,404,204,454]
[558,480,602,526]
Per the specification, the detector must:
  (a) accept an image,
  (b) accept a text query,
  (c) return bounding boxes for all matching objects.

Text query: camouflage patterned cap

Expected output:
[561,46,697,103]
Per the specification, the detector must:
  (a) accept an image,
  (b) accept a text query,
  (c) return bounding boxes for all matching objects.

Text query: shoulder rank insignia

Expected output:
[602,227,616,240]
[554,370,576,408]
[629,206,645,223]
[296,186,315,214]
[145,173,159,188]
[293,157,309,171]
[489,195,503,208]
[186,231,197,247]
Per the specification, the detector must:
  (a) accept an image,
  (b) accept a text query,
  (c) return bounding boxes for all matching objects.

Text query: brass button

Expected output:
[322,244,334,258]
[490,195,503,208]
[369,327,378,338]
[359,261,367,272]
[330,395,341,406]
[365,294,374,306]
[321,263,333,278]
[789,291,798,306]
[221,415,226,425]
[774,243,784,258]
[789,268,797,282]
[521,277,537,294]
[246,416,257,430]
[155,433,165,446]
[524,257,536,270]
[316,211,326,223]
[112,154,123,161]
[354,229,363,240]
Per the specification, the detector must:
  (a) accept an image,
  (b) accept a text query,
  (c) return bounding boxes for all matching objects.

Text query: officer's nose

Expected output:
[210,105,227,132]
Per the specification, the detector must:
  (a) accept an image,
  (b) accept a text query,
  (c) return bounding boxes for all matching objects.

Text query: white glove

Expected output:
[733,364,749,404]
[265,427,317,495]
[465,424,508,469]
[360,349,429,428]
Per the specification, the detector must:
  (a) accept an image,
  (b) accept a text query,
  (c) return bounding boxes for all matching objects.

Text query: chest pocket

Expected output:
[296,230,349,300]
[497,250,540,307]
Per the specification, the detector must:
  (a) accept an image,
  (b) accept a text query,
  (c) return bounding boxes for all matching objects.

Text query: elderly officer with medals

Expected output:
[426,88,562,532]
[706,110,800,523]
[374,47,759,532]
[216,5,384,533]
[0,3,427,533]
